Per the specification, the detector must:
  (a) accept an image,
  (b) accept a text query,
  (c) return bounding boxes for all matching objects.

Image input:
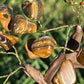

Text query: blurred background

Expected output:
[0,0,84,84]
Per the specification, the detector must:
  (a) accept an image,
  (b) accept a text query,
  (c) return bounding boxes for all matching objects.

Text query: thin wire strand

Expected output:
[0,46,22,65]
[13,46,22,65]
[40,24,76,33]
[0,75,8,79]
[63,27,71,60]
[71,1,81,24]
[55,47,75,53]
[3,66,24,84]
[0,51,16,56]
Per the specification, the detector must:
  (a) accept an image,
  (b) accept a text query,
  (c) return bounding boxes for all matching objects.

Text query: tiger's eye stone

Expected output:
[22,0,44,20]
[0,31,19,50]
[11,15,37,35]
[53,60,76,84]
[80,1,84,7]
[25,39,39,59]
[0,4,13,31]
[31,36,56,58]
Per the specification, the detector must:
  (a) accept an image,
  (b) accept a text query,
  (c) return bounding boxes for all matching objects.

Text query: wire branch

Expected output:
[0,75,8,79]
[13,46,22,65]
[63,27,71,59]
[0,47,22,65]
[71,1,81,24]
[55,46,75,53]
[40,24,76,33]
[3,66,23,84]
